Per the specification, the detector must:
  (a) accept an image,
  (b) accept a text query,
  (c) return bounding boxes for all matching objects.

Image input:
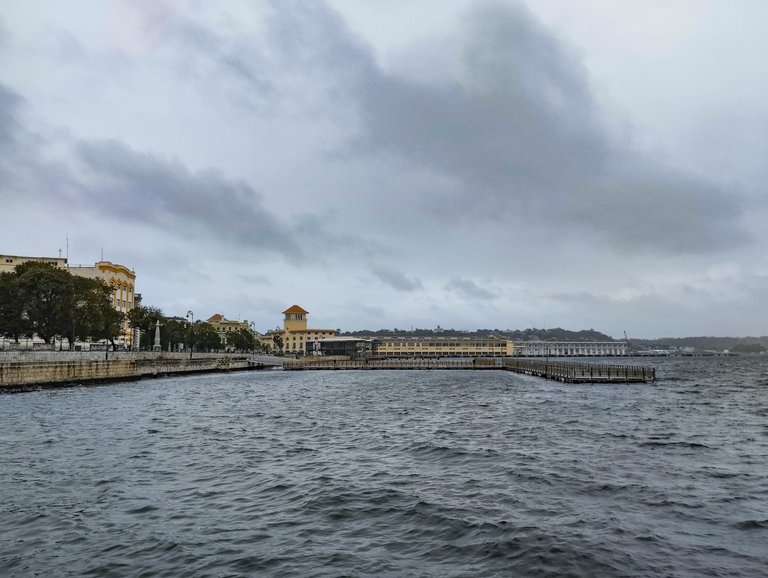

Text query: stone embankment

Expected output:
[0,351,265,391]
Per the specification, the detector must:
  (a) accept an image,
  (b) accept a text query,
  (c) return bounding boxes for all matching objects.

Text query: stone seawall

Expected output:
[0,352,258,390]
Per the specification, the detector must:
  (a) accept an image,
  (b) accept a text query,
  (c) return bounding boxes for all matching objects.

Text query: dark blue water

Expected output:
[1,357,767,577]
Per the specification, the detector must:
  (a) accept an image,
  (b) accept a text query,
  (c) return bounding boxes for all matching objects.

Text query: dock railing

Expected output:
[502,358,654,383]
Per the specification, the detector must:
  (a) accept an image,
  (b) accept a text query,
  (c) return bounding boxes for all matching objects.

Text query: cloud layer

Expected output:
[1,1,766,336]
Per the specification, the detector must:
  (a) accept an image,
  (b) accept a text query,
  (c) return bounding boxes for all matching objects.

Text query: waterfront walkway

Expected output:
[283,357,655,383]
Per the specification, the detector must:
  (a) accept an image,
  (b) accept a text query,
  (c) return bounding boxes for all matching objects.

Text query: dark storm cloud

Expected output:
[347,2,749,254]
[369,264,423,292]
[150,0,744,255]
[357,3,605,195]
[163,14,274,99]
[0,84,22,151]
[444,277,497,300]
[134,1,370,112]
[0,84,21,195]
[74,139,304,258]
[0,83,73,199]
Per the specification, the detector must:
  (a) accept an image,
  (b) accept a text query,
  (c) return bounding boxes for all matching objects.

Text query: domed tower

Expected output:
[283,305,309,332]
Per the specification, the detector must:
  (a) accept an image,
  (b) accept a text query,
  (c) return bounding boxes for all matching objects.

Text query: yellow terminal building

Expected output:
[259,305,336,354]
[374,335,515,358]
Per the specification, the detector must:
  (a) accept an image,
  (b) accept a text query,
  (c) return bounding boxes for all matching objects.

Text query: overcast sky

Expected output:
[2,1,767,338]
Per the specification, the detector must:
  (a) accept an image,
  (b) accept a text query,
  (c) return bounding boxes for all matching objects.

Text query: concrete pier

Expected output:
[284,357,655,383]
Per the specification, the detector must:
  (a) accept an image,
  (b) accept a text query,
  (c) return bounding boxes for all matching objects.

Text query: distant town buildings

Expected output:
[259,305,336,354]
[206,314,255,344]
[2,254,634,357]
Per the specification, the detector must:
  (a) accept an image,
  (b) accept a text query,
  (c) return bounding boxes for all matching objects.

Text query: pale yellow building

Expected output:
[67,261,136,317]
[207,314,256,346]
[375,335,515,358]
[1,254,137,345]
[67,260,137,343]
[0,254,68,272]
[259,305,336,354]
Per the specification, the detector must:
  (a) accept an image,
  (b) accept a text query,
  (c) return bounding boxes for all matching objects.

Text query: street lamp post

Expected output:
[187,310,194,359]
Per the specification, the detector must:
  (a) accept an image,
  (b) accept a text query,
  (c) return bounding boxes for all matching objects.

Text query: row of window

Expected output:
[3,258,60,266]
[380,342,506,348]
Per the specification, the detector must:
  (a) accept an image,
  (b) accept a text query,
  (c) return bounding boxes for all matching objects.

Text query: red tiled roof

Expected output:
[207,313,225,322]
[282,304,309,314]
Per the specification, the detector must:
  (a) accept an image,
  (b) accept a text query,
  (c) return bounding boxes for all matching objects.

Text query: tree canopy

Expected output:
[1,262,124,347]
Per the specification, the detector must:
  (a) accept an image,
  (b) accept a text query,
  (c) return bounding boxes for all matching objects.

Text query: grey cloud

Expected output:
[370,264,422,292]
[445,277,497,300]
[0,16,8,49]
[128,1,370,113]
[74,139,304,258]
[358,3,605,194]
[566,162,750,253]
[237,273,271,286]
[167,16,273,99]
[154,0,744,256]
[347,2,749,254]
[0,84,22,151]
[290,214,386,260]
[0,83,74,200]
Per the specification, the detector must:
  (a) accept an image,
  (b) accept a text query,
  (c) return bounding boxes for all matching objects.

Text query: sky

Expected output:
[1,1,767,338]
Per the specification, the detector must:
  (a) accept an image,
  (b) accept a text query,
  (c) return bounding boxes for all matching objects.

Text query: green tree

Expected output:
[226,328,256,352]
[69,276,122,348]
[161,318,189,352]
[15,262,74,345]
[192,322,221,352]
[127,305,164,350]
[0,271,28,343]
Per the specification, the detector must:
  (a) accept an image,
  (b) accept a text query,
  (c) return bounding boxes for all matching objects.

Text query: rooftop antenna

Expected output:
[66,234,69,261]
[101,248,104,261]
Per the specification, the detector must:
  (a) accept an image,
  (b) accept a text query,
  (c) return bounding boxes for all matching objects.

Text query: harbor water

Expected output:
[1,356,767,576]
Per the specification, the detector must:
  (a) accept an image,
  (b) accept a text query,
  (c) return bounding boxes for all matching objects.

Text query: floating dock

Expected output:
[283,357,655,383]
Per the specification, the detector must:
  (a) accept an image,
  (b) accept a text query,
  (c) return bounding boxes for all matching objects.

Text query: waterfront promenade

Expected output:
[0,351,266,390]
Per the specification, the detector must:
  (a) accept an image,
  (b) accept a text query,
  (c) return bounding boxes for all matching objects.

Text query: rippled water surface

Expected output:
[2,356,767,576]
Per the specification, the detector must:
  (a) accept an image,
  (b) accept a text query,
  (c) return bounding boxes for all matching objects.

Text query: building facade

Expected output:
[67,261,137,344]
[374,335,514,358]
[307,336,377,359]
[259,305,336,354]
[1,254,137,345]
[0,254,68,272]
[67,261,137,320]
[514,341,627,357]
[206,314,254,347]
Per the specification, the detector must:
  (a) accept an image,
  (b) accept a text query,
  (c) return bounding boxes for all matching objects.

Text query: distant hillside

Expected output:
[630,336,768,353]
[340,328,768,352]
[343,327,615,342]
[502,327,614,342]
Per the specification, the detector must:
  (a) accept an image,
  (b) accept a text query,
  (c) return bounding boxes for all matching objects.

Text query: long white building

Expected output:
[515,341,627,357]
